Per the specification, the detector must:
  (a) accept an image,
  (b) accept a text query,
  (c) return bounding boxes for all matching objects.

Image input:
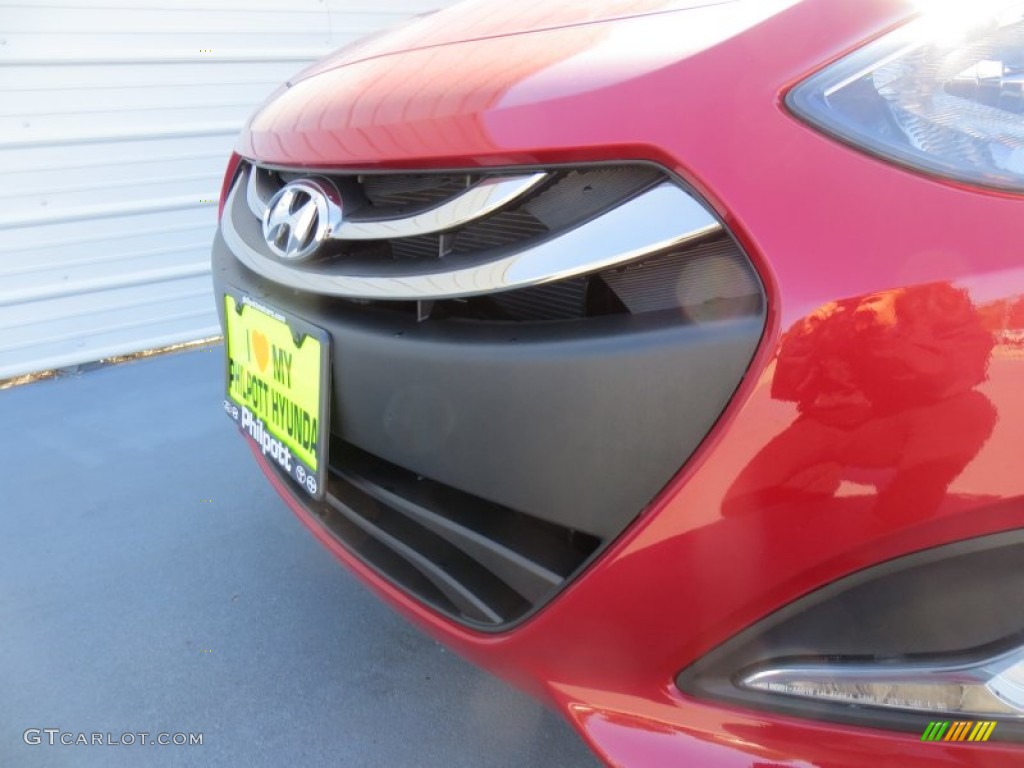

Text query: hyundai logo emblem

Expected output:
[262,179,342,261]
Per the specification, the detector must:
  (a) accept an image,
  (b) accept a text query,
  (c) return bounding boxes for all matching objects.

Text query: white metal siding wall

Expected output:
[0,0,452,378]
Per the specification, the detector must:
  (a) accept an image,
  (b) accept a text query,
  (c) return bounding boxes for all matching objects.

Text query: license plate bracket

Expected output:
[222,288,330,499]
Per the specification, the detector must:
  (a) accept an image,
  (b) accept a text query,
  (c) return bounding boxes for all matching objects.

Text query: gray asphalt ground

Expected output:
[0,346,600,768]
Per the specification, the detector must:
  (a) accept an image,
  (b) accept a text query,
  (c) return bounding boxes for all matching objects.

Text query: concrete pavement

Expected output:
[0,346,600,768]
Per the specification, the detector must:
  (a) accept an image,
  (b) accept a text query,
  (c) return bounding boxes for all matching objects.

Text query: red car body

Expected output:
[216,1,1024,765]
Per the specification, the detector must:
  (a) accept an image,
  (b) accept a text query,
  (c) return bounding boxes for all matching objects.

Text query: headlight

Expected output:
[788,2,1024,192]
[741,646,1024,719]
[677,531,1024,740]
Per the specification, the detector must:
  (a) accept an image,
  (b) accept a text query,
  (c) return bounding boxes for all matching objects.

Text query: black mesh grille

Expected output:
[523,166,661,229]
[359,173,477,210]
[390,234,441,261]
[488,278,589,321]
[450,208,548,253]
[600,236,763,321]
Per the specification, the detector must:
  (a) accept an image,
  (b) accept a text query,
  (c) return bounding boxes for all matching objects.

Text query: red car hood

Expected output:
[240,0,913,169]
[293,0,746,81]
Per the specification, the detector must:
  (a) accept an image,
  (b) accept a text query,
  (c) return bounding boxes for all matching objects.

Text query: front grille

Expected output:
[254,164,661,258]
[223,161,749,305]
[303,441,601,628]
[222,160,767,630]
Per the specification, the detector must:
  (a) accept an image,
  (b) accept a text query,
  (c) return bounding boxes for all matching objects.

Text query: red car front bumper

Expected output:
[222,0,1024,764]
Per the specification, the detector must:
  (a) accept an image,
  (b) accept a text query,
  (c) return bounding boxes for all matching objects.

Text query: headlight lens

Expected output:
[788,2,1024,192]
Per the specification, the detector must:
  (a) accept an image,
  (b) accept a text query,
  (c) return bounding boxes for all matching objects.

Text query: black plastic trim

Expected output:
[272,439,601,629]
[214,232,764,540]
[678,526,1024,741]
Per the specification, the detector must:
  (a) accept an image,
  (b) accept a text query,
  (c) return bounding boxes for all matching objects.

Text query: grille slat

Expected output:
[324,483,521,625]
[305,442,601,628]
[336,469,565,602]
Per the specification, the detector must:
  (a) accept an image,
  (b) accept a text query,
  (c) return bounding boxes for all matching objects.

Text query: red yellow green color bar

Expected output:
[921,721,997,742]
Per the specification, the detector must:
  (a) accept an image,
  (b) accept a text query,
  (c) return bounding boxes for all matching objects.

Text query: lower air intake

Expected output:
[310,441,601,628]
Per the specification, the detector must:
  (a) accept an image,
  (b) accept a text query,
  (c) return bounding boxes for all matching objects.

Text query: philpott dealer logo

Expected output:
[921,721,997,742]
[23,728,203,747]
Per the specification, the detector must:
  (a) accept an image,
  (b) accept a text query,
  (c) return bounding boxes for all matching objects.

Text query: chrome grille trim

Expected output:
[247,165,549,240]
[223,165,722,301]
[246,165,279,222]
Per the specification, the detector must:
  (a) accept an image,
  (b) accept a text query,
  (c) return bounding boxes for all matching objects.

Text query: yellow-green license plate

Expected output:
[222,290,330,499]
